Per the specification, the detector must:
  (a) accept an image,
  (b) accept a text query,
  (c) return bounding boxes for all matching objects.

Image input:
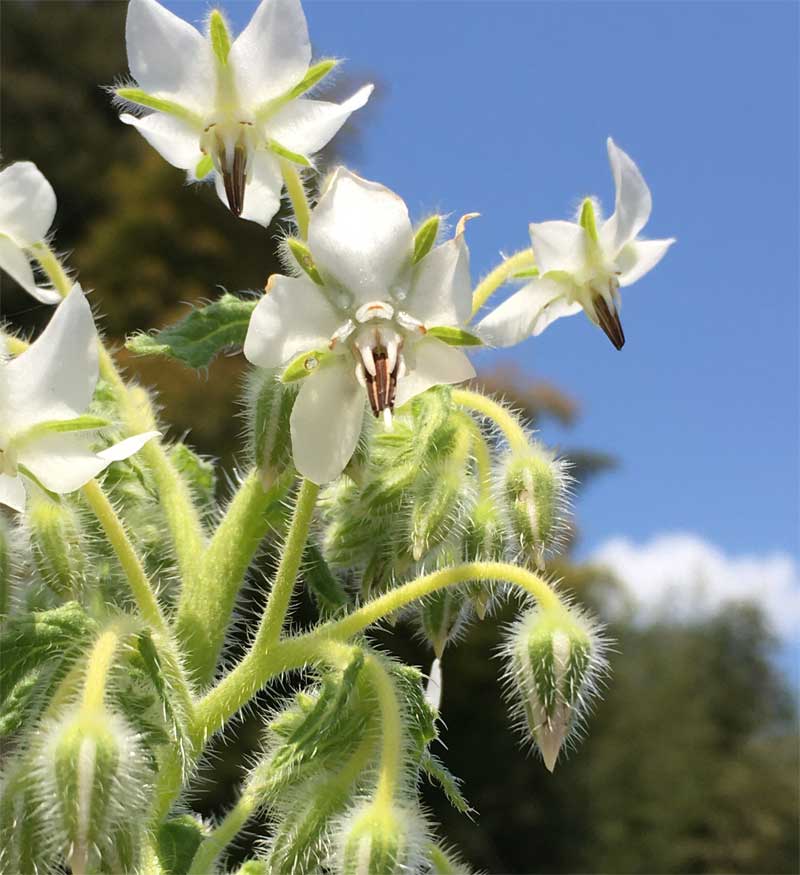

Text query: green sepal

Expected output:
[14,415,111,446]
[420,750,472,815]
[126,293,256,369]
[304,543,349,618]
[413,215,440,264]
[194,154,213,179]
[257,60,339,120]
[287,237,324,285]
[281,347,329,383]
[389,663,437,764]
[115,88,202,126]
[209,10,232,65]
[268,139,311,166]
[426,325,483,347]
[579,197,599,244]
[156,814,209,875]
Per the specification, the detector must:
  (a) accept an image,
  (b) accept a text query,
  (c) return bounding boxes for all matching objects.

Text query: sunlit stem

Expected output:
[79,622,126,712]
[279,158,311,240]
[454,410,493,502]
[451,388,529,454]
[470,247,536,317]
[365,654,403,807]
[30,242,73,297]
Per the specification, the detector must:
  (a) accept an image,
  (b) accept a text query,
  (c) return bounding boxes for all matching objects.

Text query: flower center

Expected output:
[200,116,257,216]
[350,319,404,424]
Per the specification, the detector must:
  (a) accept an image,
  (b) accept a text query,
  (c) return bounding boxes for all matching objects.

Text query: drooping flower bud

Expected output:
[32,708,150,873]
[501,447,570,569]
[26,493,87,599]
[502,604,607,771]
[338,801,426,875]
[462,497,506,619]
[420,588,468,659]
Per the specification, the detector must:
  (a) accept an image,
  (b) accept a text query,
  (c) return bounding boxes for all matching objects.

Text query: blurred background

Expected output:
[1,1,798,873]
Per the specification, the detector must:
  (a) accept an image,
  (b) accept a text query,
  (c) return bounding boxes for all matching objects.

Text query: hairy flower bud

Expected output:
[32,707,150,872]
[502,605,607,771]
[420,588,468,659]
[244,369,297,489]
[463,497,506,618]
[26,493,87,599]
[338,801,426,875]
[501,448,570,568]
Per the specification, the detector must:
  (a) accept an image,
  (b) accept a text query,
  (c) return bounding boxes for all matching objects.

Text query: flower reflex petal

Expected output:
[0,474,26,513]
[616,237,675,287]
[529,220,587,276]
[476,278,576,348]
[394,336,476,410]
[600,137,653,257]
[405,235,473,328]
[0,236,60,305]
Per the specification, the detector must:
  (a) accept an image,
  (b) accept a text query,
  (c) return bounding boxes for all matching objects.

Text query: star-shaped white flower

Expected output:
[0,162,61,305]
[244,168,478,484]
[0,286,158,511]
[115,0,372,226]
[477,138,675,350]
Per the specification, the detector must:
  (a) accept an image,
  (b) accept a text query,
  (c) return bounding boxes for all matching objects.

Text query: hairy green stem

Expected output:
[175,468,294,684]
[364,655,404,808]
[452,388,530,453]
[470,247,536,317]
[80,622,125,712]
[280,159,311,239]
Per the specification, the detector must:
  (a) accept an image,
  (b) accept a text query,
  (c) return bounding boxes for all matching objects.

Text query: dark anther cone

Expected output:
[222,144,247,216]
[593,295,625,350]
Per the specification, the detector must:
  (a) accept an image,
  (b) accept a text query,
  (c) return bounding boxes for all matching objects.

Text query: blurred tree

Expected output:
[1,4,797,874]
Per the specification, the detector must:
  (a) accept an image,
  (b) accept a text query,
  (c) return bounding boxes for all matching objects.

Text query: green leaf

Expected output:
[304,544,349,618]
[286,237,324,285]
[427,325,483,347]
[115,88,201,126]
[413,216,441,264]
[421,750,473,815]
[268,139,311,166]
[126,293,256,369]
[579,197,599,244]
[208,10,231,65]
[157,815,208,875]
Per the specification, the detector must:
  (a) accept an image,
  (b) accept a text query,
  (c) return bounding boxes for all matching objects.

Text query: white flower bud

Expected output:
[502,605,607,771]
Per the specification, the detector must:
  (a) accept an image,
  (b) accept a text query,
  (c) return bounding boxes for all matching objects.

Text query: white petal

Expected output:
[230,0,311,106]
[97,430,159,462]
[18,433,107,494]
[0,236,60,304]
[244,275,342,369]
[213,149,283,227]
[290,358,364,484]
[394,336,475,409]
[405,234,472,327]
[5,285,97,433]
[267,85,373,156]
[529,221,588,276]
[0,473,26,512]
[425,658,443,711]
[476,278,577,347]
[125,0,213,109]
[308,168,413,304]
[616,237,675,287]
[0,162,56,245]
[120,113,201,171]
[600,138,653,257]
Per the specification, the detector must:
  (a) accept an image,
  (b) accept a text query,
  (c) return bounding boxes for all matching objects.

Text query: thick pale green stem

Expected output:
[364,655,403,808]
[455,411,493,502]
[470,247,536,317]
[280,159,311,239]
[452,388,530,453]
[196,561,562,739]
[175,468,293,684]
[80,623,125,712]
[30,242,73,297]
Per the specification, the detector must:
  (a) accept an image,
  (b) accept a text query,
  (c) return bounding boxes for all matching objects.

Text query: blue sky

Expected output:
[166,2,799,570]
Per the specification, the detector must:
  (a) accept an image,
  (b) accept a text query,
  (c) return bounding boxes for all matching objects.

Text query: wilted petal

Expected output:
[213,149,283,227]
[309,169,413,304]
[405,234,472,327]
[244,275,342,369]
[0,162,56,245]
[476,278,578,347]
[120,113,201,171]
[0,236,60,304]
[600,138,653,257]
[0,473,26,512]
[616,237,675,287]
[230,0,311,106]
[268,85,373,156]
[529,221,588,276]
[290,357,364,484]
[125,0,213,109]
[5,286,97,432]
[394,336,475,409]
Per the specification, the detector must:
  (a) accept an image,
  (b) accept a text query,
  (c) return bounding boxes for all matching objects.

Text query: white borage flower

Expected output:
[114,0,373,226]
[0,286,158,511]
[244,168,478,485]
[0,162,61,305]
[477,138,675,350]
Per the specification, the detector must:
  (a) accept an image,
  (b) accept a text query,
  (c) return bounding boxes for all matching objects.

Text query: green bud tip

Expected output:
[337,801,427,875]
[501,604,608,771]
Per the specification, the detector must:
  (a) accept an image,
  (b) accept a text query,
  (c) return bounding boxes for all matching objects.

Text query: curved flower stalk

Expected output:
[114,0,373,225]
[244,168,477,484]
[0,287,158,511]
[477,138,674,350]
[0,162,61,304]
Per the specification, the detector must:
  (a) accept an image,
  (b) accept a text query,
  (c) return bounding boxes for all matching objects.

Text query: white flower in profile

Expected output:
[0,287,158,512]
[114,0,372,226]
[0,162,61,305]
[244,168,478,485]
[477,138,675,350]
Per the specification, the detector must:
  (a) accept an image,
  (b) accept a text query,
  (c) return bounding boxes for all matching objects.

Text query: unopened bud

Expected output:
[420,588,467,659]
[463,497,505,618]
[27,493,87,599]
[338,801,426,875]
[503,605,607,771]
[244,369,296,489]
[502,448,570,569]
